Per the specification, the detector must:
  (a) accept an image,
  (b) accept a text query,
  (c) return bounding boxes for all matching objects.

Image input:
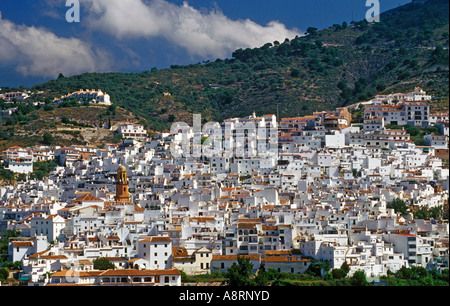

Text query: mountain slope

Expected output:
[4,0,450,133]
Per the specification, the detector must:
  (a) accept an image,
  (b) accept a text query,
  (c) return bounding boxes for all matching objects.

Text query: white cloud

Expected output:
[0,11,110,78]
[0,1,301,79]
[83,0,302,59]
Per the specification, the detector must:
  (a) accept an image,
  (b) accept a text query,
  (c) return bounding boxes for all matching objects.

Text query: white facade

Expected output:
[424,134,448,149]
[173,247,212,275]
[57,89,111,105]
[364,89,431,127]
[1,92,29,102]
[30,215,66,243]
[118,124,148,141]
[383,233,433,268]
[1,98,449,284]
[2,147,33,174]
[9,236,48,263]
[137,236,173,270]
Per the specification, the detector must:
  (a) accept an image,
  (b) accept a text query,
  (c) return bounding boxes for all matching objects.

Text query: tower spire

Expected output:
[115,165,130,203]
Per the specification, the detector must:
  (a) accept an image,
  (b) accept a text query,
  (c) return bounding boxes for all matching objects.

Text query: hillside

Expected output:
[0,104,141,152]
[1,0,449,136]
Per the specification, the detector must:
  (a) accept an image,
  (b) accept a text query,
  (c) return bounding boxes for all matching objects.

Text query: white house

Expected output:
[383,233,433,268]
[424,133,448,149]
[9,235,48,263]
[22,249,68,284]
[56,89,111,105]
[2,146,33,174]
[137,236,173,270]
[30,215,66,243]
[363,117,385,131]
[48,268,181,286]
[117,124,148,141]
[404,87,432,102]
[172,246,213,275]
[263,254,311,274]
[1,92,29,102]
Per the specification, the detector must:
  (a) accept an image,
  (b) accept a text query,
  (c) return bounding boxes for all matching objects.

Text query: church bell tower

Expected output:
[115,165,130,203]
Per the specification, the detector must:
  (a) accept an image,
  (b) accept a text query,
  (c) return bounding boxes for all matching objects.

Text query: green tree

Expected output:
[431,45,448,64]
[383,266,449,286]
[414,138,428,146]
[305,260,331,277]
[0,267,9,281]
[349,270,369,286]
[307,27,318,36]
[388,198,409,215]
[331,261,350,280]
[340,261,350,275]
[2,261,22,270]
[405,125,420,136]
[290,68,301,78]
[331,268,347,279]
[414,208,428,220]
[168,114,176,122]
[0,168,15,182]
[180,270,193,283]
[226,256,255,286]
[253,270,270,286]
[0,230,21,263]
[93,257,115,270]
[42,132,54,145]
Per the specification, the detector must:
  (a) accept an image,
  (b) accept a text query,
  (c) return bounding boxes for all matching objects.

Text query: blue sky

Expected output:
[0,0,411,87]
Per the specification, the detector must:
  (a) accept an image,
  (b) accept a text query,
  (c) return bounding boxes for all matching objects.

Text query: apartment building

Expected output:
[30,215,66,243]
[383,233,433,268]
[53,147,81,166]
[1,146,33,174]
[137,236,173,270]
[404,101,430,127]
[424,133,448,149]
[117,124,148,141]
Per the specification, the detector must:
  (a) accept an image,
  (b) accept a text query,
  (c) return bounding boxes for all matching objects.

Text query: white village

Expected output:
[0,87,448,286]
